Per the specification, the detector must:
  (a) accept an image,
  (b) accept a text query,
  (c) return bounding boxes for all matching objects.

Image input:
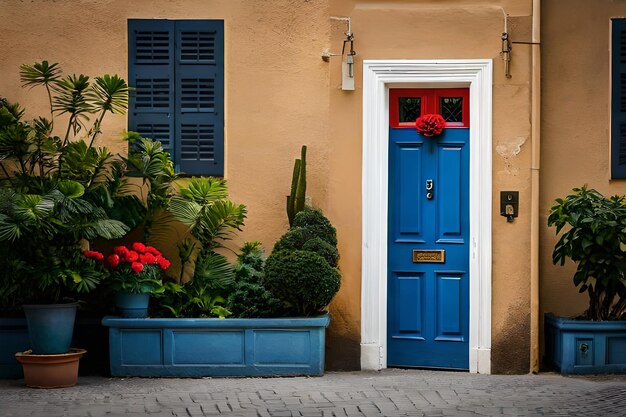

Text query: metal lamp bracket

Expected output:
[322,16,356,90]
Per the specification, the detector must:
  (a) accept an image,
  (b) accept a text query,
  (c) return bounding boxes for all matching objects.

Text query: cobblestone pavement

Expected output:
[0,369,625,417]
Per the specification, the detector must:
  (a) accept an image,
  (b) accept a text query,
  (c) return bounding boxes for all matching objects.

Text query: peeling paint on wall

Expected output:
[496,136,528,175]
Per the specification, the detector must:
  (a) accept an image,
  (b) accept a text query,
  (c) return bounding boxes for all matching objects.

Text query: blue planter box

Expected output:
[0,319,30,378]
[102,315,330,377]
[544,313,626,374]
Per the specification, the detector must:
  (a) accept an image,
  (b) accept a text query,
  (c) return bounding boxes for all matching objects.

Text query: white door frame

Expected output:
[360,59,493,374]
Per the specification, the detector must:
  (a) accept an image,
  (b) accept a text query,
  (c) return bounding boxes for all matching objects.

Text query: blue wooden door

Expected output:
[387,88,470,369]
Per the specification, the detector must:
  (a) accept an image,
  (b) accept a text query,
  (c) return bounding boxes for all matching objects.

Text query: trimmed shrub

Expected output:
[264,250,340,316]
[272,210,338,254]
[272,227,310,252]
[302,237,339,267]
[293,208,337,246]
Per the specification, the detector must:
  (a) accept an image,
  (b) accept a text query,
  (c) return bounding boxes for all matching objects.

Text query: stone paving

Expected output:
[0,369,625,417]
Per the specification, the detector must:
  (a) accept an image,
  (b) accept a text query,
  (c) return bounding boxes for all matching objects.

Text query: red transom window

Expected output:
[389,88,469,128]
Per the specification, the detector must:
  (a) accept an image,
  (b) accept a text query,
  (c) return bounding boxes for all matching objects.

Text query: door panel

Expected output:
[387,88,469,370]
[436,273,463,340]
[395,273,423,336]
[438,144,463,240]
[395,144,424,242]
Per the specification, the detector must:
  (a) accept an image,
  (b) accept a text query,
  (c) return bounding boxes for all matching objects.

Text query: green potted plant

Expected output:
[0,61,132,387]
[105,243,170,317]
[546,185,626,374]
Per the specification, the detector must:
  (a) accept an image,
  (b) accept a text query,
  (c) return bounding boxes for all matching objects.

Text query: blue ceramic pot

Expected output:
[116,292,150,318]
[22,303,78,354]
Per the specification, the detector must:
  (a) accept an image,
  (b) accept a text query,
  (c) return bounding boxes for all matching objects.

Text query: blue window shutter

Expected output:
[128,20,176,159]
[612,19,626,178]
[175,20,224,176]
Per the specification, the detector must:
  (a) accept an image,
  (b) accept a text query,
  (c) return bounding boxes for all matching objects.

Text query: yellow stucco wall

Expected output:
[541,0,626,359]
[0,0,535,373]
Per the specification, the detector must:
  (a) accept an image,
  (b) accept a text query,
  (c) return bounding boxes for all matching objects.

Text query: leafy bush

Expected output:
[154,252,233,318]
[156,281,231,318]
[272,207,339,266]
[264,207,341,316]
[264,250,340,316]
[293,208,338,246]
[273,225,338,251]
[228,281,282,318]
[227,242,281,318]
[302,237,339,267]
[548,185,626,320]
[272,227,310,252]
[0,62,134,304]
[0,62,179,310]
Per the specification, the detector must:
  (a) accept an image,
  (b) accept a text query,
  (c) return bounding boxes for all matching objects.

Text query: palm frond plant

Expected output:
[123,131,177,240]
[0,61,135,305]
[0,61,185,308]
[154,177,246,318]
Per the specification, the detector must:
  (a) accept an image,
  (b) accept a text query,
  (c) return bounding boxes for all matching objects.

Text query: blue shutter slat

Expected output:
[175,20,224,176]
[612,19,626,178]
[128,20,176,157]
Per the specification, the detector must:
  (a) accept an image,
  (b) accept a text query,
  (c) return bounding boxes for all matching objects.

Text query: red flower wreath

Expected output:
[415,114,446,137]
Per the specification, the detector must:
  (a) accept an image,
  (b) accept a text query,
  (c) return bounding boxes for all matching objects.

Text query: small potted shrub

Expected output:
[546,185,626,374]
[106,243,170,318]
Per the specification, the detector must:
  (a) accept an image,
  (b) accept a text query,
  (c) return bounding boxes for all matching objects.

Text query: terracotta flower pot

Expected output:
[15,348,86,388]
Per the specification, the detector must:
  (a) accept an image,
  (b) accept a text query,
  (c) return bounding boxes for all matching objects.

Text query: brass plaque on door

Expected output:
[412,249,445,263]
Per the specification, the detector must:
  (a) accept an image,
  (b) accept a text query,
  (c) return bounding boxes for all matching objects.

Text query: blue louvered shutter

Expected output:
[128,19,224,176]
[175,20,224,176]
[128,20,176,157]
[612,19,626,178]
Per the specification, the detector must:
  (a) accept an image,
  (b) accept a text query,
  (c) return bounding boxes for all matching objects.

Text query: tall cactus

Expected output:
[286,145,307,227]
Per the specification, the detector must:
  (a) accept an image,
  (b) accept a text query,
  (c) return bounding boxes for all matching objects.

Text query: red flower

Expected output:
[113,246,129,257]
[156,255,171,271]
[125,250,139,262]
[145,246,162,257]
[130,262,144,273]
[107,254,120,268]
[415,114,446,137]
[83,250,104,261]
[132,242,147,253]
[140,252,156,264]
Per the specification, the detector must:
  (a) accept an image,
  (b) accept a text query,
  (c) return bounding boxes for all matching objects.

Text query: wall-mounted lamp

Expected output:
[322,16,356,91]
[499,10,540,79]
